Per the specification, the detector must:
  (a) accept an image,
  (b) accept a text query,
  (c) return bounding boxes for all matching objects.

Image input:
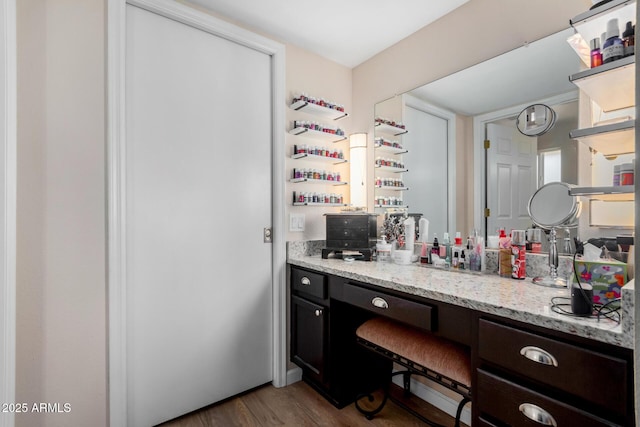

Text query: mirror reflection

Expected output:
[374,28,582,244]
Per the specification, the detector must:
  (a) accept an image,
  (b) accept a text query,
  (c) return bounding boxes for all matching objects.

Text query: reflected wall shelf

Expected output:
[290,178,348,186]
[291,153,348,164]
[375,123,408,136]
[375,165,408,173]
[374,204,407,209]
[569,56,635,112]
[289,127,347,143]
[569,120,635,156]
[289,100,348,120]
[374,144,408,155]
[375,185,409,191]
[570,185,634,201]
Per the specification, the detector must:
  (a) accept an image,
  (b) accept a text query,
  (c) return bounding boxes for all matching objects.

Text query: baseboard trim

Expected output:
[392,375,471,426]
[286,367,302,386]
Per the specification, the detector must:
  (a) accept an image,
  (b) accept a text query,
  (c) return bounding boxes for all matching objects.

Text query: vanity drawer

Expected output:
[342,283,433,331]
[326,239,370,249]
[478,369,617,427]
[478,318,628,415]
[291,267,327,300]
[326,215,370,229]
[326,226,369,240]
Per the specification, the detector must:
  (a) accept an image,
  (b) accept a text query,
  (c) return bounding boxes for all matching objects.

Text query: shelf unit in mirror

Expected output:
[374,122,408,136]
[375,185,409,191]
[569,0,636,205]
[375,165,408,173]
[570,185,634,201]
[569,119,635,156]
[374,138,408,155]
[290,178,348,186]
[569,56,635,112]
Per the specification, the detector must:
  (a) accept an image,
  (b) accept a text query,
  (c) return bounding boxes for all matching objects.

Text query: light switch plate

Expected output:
[289,213,305,232]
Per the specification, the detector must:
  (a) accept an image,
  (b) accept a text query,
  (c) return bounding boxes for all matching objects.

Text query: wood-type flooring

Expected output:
[159,380,462,426]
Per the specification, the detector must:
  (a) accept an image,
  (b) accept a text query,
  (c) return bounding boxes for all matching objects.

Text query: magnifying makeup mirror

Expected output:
[528,182,581,287]
[516,103,557,137]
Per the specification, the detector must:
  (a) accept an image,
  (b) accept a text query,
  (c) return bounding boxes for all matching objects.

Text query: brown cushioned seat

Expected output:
[356,316,471,387]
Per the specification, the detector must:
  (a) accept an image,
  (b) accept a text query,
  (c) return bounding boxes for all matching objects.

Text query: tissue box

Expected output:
[574,260,627,305]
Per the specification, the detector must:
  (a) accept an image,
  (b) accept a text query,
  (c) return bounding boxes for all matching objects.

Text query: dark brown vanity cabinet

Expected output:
[290,267,329,385]
[477,317,633,426]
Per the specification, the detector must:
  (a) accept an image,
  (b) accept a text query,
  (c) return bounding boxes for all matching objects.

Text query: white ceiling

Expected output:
[187,0,471,68]
[409,28,581,116]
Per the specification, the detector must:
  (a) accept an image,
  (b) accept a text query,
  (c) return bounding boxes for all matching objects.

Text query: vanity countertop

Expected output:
[288,250,634,349]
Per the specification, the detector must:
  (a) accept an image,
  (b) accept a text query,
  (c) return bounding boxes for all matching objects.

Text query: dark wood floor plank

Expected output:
[159,380,464,426]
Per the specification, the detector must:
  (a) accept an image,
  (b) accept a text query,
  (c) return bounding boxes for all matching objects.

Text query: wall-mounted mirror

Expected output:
[374,28,584,242]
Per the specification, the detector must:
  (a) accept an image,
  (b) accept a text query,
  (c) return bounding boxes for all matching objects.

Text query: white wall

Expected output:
[17,1,106,426]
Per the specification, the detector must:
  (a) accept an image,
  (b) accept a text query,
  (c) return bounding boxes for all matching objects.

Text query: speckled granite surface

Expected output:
[287,241,634,349]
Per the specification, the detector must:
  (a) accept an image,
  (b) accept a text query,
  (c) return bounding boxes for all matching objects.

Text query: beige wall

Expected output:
[17,1,107,427]
[285,44,353,242]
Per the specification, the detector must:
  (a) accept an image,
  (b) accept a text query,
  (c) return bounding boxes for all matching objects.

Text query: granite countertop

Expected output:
[287,242,634,349]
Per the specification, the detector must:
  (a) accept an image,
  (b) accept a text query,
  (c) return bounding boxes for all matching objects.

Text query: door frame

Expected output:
[472,91,577,238]
[0,1,16,426]
[106,1,286,425]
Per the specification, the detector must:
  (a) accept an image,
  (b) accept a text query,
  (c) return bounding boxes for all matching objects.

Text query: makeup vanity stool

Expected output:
[354,316,472,426]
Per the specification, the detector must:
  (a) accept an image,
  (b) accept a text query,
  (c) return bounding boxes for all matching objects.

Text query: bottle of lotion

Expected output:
[603,18,624,64]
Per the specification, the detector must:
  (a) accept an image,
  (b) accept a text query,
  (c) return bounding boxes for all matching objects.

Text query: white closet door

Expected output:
[403,106,449,238]
[126,5,272,426]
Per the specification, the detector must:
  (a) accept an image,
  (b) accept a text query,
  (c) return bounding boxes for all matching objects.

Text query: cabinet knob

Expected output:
[371,297,389,309]
[518,403,557,426]
[315,309,323,317]
[300,276,311,286]
[519,346,558,367]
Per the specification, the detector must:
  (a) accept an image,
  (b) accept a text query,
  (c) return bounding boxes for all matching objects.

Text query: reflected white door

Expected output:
[487,123,537,235]
[126,5,272,426]
[403,106,449,238]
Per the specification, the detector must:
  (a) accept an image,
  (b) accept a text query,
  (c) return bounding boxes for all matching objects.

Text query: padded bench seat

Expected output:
[355,316,472,426]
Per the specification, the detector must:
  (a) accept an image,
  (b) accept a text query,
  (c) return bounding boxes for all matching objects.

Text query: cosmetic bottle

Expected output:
[442,232,452,260]
[511,230,526,280]
[452,247,459,269]
[623,21,635,57]
[458,250,466,270]
[590,37,603,68]
[603,18,624,64]
[430,234,439,264]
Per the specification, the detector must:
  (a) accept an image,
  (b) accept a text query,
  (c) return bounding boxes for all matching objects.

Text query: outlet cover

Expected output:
[289,213,305,232]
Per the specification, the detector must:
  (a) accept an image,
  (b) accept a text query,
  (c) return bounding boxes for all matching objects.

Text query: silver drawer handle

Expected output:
[315,309,323,317]
[520,346,558,367]
[371,297,389,309]
[519,403,557,426]
[300,276,311,286]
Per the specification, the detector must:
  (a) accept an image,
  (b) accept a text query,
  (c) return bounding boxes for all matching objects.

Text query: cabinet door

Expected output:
[291,295,328,384]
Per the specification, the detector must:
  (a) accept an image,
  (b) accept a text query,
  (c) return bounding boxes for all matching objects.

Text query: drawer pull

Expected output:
[520,346,558,367]
[300,276,311,286]
[371,297,389,309]
[519,403,557,426]
[315,309,323,317]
